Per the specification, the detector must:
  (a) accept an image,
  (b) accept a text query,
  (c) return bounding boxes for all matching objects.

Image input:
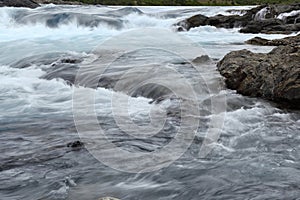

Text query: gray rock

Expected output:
[192,55,211,64]
[217,45,300,109]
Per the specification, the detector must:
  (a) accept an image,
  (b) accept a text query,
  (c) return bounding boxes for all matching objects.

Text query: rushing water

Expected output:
[0,4,300,200]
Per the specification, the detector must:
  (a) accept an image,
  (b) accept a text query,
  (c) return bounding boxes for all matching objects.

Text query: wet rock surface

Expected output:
[217,45,300,109]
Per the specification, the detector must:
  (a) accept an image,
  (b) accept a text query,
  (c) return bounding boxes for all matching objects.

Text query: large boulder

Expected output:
[217,45,300,109]
[177,14,209,31]
[0,0,40,8]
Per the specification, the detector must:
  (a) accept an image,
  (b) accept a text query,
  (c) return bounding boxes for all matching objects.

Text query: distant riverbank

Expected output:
[35,0,300,6]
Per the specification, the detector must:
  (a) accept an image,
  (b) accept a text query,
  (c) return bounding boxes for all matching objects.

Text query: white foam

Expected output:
[277,10,300,21]
[0,63,156,122]
[0,65,72,117]
[48,183,69,200]
[123,13,175,29]
[254,7,269,21]
[0,5,255,43]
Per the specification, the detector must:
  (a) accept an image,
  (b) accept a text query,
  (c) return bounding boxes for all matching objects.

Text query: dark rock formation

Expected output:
[176,5,264,31]
[217,45,300,109]
[0,0,40,8]
[176,4,300,34]
[240,19,300,34]
[246,34,300,46]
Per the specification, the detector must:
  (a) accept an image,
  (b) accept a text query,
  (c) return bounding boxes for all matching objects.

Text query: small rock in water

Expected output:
[60,57,82,64]
[67,140,84,149]
[192,55,211,64]
[176,26,185,32]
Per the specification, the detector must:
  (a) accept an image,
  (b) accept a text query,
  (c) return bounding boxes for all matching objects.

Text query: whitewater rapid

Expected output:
[0,4,299,200]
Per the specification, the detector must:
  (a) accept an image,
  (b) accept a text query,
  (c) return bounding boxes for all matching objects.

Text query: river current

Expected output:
[0,4,299,200]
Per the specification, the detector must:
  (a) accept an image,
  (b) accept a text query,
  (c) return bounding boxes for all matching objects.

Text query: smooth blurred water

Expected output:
[0,4,299,200]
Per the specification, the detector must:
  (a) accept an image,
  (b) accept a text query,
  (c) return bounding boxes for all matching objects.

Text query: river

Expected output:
[0,4,300,200]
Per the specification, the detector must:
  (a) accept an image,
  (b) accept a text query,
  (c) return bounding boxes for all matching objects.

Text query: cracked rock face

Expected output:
[217,45,300,109]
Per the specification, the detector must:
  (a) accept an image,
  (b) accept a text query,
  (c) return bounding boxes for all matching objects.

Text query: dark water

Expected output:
[0,4,299,200]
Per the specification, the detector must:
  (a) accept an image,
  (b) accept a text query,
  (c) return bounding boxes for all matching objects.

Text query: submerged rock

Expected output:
[217,45,300,109]
[0,0,40,8]
[67,141,84,149]
[176,4,300,34]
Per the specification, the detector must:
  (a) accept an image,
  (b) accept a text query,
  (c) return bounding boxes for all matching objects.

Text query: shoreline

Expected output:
[32,0,300,7]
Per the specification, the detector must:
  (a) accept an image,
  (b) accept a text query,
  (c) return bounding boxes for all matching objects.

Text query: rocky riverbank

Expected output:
[217,36,300,108]
[176,3,300,34]
[0,0,40,8]
[179,3,300,108]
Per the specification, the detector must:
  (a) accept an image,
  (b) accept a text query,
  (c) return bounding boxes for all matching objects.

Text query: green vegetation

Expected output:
[56,0,300,6]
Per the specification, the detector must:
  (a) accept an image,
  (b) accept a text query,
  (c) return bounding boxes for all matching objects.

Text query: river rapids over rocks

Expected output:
[0,4,300,200]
